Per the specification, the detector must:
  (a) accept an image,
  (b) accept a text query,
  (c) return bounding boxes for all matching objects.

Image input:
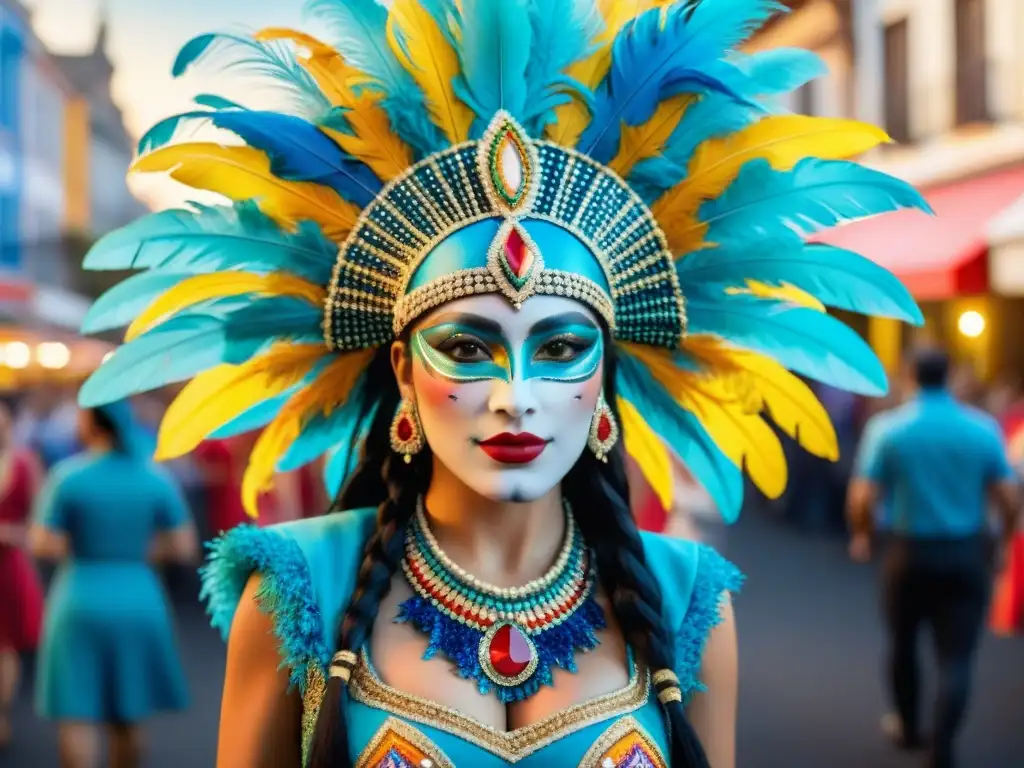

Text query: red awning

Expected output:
[816,164,1024,300]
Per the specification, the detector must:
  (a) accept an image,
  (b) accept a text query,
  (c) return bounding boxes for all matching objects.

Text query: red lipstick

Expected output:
[477,432,549,464]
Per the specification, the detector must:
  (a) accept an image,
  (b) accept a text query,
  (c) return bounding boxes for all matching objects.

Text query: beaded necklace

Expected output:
[396,499,607,702]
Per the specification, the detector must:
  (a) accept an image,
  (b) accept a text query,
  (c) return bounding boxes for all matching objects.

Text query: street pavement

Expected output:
[3,510,1021,767]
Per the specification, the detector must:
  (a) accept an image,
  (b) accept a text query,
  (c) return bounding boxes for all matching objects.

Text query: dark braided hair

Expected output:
[307,348,709,767]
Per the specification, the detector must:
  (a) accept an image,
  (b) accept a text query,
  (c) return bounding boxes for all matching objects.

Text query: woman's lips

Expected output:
[477,432,549,464]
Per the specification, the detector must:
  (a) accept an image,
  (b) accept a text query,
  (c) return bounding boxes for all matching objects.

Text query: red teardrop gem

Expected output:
[396,416,413,442]
[597,414,612,442]
[503,227,529,279]
[488,624,533,678]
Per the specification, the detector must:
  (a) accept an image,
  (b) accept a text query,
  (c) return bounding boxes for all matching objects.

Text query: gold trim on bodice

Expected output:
[346,649,650,763]
[577,715,669,768]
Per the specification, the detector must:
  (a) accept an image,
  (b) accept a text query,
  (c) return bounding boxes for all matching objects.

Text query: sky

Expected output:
[23,0,315,209]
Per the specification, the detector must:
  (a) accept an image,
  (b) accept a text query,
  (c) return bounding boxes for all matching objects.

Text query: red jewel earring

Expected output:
[587,391,618,462]
[390,397,425,463]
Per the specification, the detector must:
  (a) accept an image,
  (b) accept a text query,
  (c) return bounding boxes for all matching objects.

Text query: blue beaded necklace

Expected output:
[396,499,606,703]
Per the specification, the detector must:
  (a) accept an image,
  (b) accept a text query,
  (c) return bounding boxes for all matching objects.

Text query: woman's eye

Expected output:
[443,339,490,361]
[537,339,584,361]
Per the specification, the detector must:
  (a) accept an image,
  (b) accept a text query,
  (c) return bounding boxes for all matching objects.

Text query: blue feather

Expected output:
[454,0,534,132]
[617,351,744,523]
[685,293,888,396]
[278,373,375,473]
[521,0,602,136]
[304,0,445,157]
[83,202,337,285]
[579,3,767,162]
[171,31,329,119]
[137,95,248,155]
[81,272,191,334]
[207,111,382,206]
[79,297,324,407]
[700,158,933,250]
[323,400,381,498]
[735,47,827,96]
[628,90,759,202]
[676,242,924,324]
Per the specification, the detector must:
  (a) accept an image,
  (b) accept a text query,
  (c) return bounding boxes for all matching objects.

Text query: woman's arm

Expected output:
[28,525,70,561]
[687,596,738,768]
[217,574,303,768]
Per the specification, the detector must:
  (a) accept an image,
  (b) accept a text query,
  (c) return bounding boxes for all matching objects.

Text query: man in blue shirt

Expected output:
[848,349,1019,768]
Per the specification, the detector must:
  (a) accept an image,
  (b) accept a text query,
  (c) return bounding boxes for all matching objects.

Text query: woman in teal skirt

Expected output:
[29,400,195,768]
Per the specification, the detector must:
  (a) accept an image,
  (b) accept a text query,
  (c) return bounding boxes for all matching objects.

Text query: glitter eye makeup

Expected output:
[412,319,511,383]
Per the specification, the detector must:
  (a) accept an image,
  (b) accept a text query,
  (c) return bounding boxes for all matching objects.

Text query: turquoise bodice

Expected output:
[201,509,742,766]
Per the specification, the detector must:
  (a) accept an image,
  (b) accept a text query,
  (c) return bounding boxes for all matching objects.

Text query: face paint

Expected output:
[413,314,602,384]
[407,294,605,504]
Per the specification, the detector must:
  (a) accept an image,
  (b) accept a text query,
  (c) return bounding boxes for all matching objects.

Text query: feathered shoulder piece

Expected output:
[80,0,929,520]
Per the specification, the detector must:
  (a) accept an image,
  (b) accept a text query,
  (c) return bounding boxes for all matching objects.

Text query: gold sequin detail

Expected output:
[356,716,455,768]
[302,663,328,767]
[348,650,650,763]
[577,716,668,768]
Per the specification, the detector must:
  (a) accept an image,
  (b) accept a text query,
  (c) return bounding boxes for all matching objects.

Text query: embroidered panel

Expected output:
[357,716,455,768]
[577,716,668,768]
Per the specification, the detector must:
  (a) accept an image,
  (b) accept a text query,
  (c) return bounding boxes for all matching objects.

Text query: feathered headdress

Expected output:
[80,0,928,520]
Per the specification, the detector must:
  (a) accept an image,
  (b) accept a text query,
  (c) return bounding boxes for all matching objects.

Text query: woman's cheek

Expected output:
[414,366,461,409]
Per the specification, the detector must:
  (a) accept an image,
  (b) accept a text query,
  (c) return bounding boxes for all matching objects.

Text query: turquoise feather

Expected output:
[277,375,374,473]
[322,400,381,498]
[304,0,444,157]
[521,0,602,135]
[685,293,889,396]
[617,351,744,523]
[700,158,933,249]
[676,242,924,324]
[171,31,329,119]
[454,0,534,134]
[736,47,826,96]
[79,297,323,407]
[209,389,301,440]
[81,272,191,334]
[83,202,337,285]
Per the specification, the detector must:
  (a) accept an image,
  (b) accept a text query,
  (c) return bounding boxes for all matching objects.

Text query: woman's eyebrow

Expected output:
[529,312,598,335]
[422,312,505,336]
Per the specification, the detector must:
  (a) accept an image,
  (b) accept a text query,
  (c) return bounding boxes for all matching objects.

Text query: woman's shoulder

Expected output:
[45,452,98,484]
[639,532,744,696]
[200,507,377,691]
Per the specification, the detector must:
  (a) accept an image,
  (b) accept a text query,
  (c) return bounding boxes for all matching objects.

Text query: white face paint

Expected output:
[403,293,605,503]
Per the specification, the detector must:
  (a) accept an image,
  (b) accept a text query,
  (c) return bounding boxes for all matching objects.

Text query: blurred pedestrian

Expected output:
[0,402,44,749]
[846,349,1020,768]
[28,401,197,768]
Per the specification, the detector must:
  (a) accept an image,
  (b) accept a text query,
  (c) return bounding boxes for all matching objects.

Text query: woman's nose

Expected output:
[487,377,538,419]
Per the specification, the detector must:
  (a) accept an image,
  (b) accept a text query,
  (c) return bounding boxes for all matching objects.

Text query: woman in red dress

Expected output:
[0,402,43,747]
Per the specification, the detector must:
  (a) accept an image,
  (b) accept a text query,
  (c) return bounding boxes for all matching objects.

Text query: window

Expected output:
[955,0,989,125]
[883,20,910,144]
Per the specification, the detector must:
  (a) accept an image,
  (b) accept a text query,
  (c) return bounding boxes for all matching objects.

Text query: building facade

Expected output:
[0,0,26,273]
[749,0,1024,381]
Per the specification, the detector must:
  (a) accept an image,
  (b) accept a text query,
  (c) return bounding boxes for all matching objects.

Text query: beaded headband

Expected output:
[325,111,683,351]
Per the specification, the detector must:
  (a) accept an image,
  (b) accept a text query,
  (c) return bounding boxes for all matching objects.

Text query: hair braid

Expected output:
[565,359,710,767]
[307,353,430,768]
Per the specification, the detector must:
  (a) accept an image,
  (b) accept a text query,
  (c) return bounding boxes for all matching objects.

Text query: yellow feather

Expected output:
[387,0,474,144]
[242,349,374,517]
[618,395,674,511]
[155,344,328,461]
[608,94,691,178]
[131,143,358,241]
[256,28,414,181]
[126,273,325,342]
[621,342,788,498]
[725,279,825,312]
[653,115,892,257]
[680,335,839,461]
[547,0,674,146]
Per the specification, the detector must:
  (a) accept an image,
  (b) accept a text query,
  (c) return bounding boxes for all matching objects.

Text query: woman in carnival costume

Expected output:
[78,1,928,765]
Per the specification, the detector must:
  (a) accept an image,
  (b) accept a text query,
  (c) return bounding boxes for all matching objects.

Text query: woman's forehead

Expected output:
[412,294,601,335]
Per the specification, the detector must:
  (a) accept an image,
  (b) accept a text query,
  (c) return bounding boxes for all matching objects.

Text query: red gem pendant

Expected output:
[504,227,529,279]
[396,416,413,442]
[596,413,612,442]
[479,621,538,686]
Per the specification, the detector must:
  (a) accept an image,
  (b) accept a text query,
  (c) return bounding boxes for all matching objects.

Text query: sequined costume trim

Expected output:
[577,716,668,768]
[346,650,649,763]
[356,716,455,768]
